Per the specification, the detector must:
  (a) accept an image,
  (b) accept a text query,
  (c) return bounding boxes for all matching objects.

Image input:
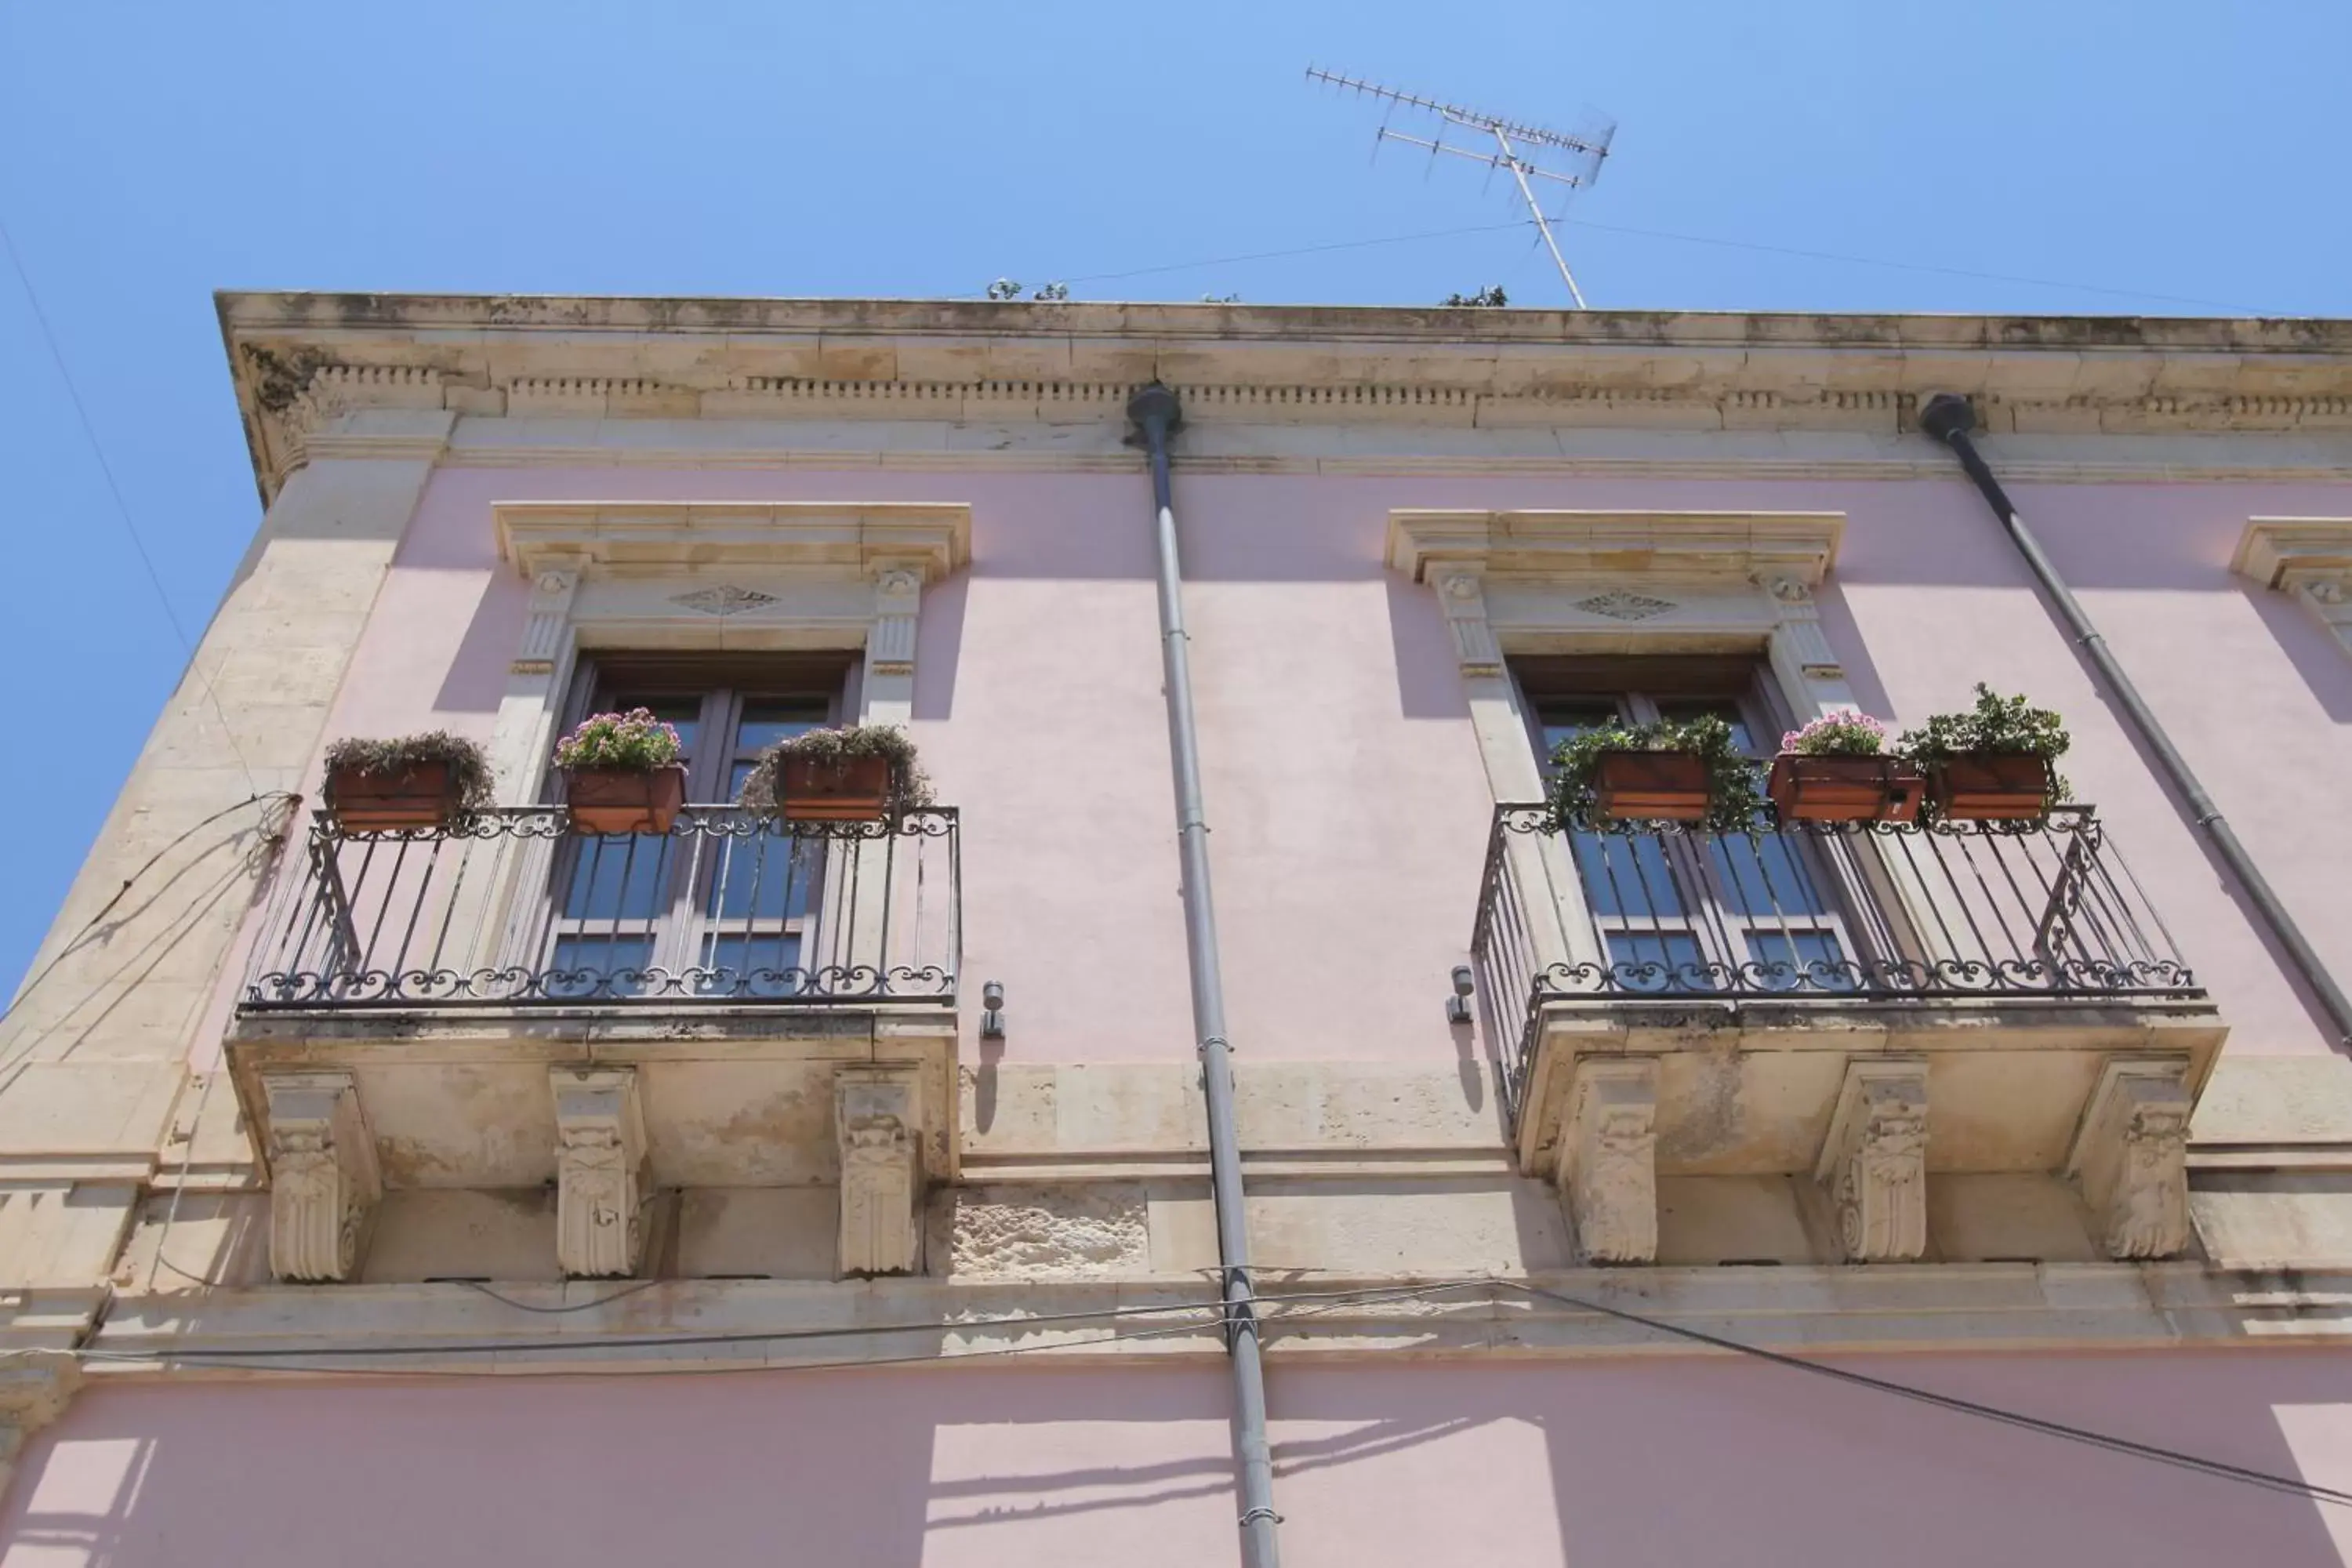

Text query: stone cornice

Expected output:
[1387,508,1843,586]
[492,501,971,582]
[217,291,2352,503]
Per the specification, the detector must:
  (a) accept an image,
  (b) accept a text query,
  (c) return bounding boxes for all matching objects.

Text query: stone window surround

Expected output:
[488,501,971,803]
[2233,517,2352,659]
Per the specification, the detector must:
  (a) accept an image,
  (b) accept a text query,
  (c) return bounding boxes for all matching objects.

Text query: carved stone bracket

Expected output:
[263,1072,381,1283]
[553,1068,649,1279]
[2234,518,2352,660]
[1436,572,1504,676]
[866,565,924,679]
[1559,1059,1658,1265]
[0,1348,82,1504]
[1815,1059,1929,1262]
[837,1067,925,1277]
[2067,1058,2194,1261]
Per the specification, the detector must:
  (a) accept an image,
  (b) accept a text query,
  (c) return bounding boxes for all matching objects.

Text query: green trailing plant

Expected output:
[739,724,935,816]
[1443,285,1508,308]
[323,732,495,811]
[1895,684,2072,805]
[1547,714,1765,835]
[1781,711,1893,756]
[553,709,685,772]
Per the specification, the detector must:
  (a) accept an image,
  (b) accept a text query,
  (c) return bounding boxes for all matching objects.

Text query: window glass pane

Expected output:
[735,698,831,757]
[1709,835,1832,917]
[561,837,677,920]
[699,933,808,995]
[1743,928,1855,992]
[704,824,818,920]
[548,935,655,997]
[1573,831,1687,919]
[1604,931,1705,992]
[1535,701,1624,771]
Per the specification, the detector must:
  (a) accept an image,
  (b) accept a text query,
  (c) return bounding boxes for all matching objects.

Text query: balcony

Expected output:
[1471,804,2223,1265]
[226,805,961,1283]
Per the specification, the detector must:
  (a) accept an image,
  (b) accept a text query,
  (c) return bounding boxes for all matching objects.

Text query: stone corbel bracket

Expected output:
[837,1066,926,1278]
[553,1068,650,1279]
[1815,1059,1929,1262]
[2234,518,2352,657]
[2067,1058,2194,1261]
[262,1071,381,1283]
[1559,1058,1659,1265]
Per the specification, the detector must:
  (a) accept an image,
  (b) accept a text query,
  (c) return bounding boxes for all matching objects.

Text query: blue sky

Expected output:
[2,0,2348,991]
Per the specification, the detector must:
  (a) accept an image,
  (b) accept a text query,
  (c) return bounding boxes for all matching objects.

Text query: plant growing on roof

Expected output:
[1547,714,1764,835]
[322,732,495,815]
[739,724,935,819]
[554,709,684,771]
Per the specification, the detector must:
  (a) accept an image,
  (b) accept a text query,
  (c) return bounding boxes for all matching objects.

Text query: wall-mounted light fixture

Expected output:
[981,979,1006,1039]
[1446,965,1475,1025]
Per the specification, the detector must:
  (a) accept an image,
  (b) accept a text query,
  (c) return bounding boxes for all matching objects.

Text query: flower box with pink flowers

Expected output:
[1766,713,1924,825]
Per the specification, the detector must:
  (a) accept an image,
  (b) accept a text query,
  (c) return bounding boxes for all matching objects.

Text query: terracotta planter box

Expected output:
[779,754,896,822]
[1767,754,1924,825]
[327,761,463,831]
[1928,754,2053,821]
[564,764,687,836]
[1589,750,1711,823]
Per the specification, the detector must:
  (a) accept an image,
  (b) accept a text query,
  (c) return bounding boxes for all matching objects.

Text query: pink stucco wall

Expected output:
[270,461,2352,1071]
[10,1353,2352,1566]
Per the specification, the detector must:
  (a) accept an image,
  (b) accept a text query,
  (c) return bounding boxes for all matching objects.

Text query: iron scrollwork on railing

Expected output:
[242,805,960,1010]
[1469,801,2200,1120]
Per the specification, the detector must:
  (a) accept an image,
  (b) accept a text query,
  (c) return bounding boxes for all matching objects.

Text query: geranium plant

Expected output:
[1548,714,1765,835]
[323,732,495,812]
[740,724,934,817]
[554,709,684,771]
[1780,712,1892,757]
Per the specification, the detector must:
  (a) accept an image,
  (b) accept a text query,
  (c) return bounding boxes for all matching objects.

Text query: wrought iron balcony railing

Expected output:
[1471,803,2200,1119]
[242,805,960,1010]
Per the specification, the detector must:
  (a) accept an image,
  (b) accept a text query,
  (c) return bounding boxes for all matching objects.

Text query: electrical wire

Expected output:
[1490,1279,2352,1509]
[0,215,263,795]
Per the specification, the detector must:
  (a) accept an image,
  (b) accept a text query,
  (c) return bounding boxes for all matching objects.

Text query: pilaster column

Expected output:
[1817,1060,1929,1261]
[2069,1058,2193,1260]
[553,1068,649,1279]
[1560,1058,1658,1265]
[837,1067,924,1276]
[263,1072,380,1283]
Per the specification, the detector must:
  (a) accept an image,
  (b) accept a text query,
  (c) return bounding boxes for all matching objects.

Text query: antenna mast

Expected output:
[1307,67,1615,308]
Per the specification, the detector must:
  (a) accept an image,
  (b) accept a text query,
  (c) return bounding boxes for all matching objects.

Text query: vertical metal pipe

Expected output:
[1920,392,2352,1048]
[1126,383,1283,1568]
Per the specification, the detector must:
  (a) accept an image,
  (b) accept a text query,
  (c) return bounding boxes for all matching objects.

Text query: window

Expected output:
[546,655,851,995]
[1517,656,1860,993]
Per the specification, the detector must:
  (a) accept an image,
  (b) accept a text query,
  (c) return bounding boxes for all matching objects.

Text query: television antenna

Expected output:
[1306,67,1615,308]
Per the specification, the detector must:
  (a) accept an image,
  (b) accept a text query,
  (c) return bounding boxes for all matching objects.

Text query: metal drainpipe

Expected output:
[1920,392,2352,1050]
[1125,383,1283,1568]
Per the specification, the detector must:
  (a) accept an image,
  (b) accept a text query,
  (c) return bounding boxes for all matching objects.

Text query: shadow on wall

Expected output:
[2248,586,2352,725]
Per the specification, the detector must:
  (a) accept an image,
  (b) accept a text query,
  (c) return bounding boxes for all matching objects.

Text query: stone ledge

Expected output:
[82,1261,2352,1373]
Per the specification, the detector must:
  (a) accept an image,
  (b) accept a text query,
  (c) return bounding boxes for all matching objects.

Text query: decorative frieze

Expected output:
[670,584,779,617]
[553,1068,649,1279]
[837,1069,924,1277]
[263,1072,380,1283]
[2068,1058,2194,1261]
[1559,1059,1658,1265]
[1816,1061,1929,1262]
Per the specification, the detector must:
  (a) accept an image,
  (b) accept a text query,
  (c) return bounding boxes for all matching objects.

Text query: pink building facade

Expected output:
[4,297,2352,1563]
